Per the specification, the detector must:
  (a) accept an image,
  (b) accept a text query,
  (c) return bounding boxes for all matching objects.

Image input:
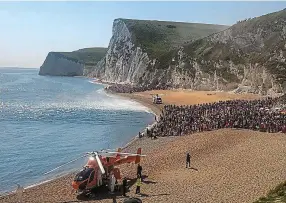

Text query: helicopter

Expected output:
[44,147,146,197]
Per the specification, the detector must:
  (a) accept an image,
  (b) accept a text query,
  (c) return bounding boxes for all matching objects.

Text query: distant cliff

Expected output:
[89,9,286,95]
[39,47,107,76]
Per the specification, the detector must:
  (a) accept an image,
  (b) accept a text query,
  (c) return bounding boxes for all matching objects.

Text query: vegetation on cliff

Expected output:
[39,47,108,76]
[151,9,286,87]
[254,181,286,203]
[58,47,108,66]
[120,18,229,59]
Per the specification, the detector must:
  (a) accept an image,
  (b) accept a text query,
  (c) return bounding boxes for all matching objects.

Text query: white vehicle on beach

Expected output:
[152,94,163,104]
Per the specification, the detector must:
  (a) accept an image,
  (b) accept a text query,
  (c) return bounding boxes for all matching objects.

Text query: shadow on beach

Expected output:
[188,167,198,171]
[60,175,156,202]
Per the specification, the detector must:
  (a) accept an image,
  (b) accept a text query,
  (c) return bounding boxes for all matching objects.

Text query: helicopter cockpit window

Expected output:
[88,171,95,183]
[74,167,93,181]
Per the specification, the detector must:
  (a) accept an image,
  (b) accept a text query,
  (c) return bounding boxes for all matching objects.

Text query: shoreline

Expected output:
[0,78,262,196]
[2,77,283,202]
[0,84,158,197]
[1,83,285,202]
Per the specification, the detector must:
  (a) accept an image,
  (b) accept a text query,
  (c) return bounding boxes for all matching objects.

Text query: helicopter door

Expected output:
[113,168,121,180]
[88,170,95,184]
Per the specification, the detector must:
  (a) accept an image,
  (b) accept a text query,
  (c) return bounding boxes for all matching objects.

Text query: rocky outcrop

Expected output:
[39,52,84,76]
[39,48,107,76]
[91,9,286,95]
[89,19,150,84]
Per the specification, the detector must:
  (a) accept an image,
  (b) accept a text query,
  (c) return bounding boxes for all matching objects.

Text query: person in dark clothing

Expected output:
[186,152,191,168]
[137,164,142,179]
[122,177,127,196]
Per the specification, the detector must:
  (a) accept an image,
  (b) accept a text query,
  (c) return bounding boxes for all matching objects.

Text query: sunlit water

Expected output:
[0,68,154,193]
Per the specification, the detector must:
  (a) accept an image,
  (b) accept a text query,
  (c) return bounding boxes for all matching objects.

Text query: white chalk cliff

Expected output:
[91,10,286,95]
[39,52,84,76]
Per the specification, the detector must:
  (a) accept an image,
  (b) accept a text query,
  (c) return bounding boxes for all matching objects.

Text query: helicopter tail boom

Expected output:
[135,148,142,164]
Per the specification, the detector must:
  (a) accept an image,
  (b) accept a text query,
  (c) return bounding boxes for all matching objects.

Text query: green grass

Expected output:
[254,181,286,203]
[120,18,229,59]
[57,47,108,66]
[150,8,286,87]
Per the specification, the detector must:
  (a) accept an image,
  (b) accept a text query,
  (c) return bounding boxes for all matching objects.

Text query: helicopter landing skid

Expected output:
[76,189,91,198]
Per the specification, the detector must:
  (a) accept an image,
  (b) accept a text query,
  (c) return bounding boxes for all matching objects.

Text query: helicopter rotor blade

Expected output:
[103,151,146,157]
[94,152,105,174]
[44,154,87,175]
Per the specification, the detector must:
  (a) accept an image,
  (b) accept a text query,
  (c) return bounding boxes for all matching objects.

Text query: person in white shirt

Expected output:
[110,173,116,193]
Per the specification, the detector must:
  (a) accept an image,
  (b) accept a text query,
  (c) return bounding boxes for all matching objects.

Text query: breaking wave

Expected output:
[0,68,154,193]
[1,90,150,113]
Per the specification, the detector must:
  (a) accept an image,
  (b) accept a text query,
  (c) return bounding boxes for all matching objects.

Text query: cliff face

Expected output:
[91,9,286,95]
[39,52,84,76]
[89,19,229,84]
[156,9,286,95]
[89,19,150,83]
[39,48,107,76]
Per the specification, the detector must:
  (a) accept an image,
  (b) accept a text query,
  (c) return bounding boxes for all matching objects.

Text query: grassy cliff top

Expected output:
[254,181,286,203]
[119,18,230,58]
[153,9,286,67]
[52,47,108,66]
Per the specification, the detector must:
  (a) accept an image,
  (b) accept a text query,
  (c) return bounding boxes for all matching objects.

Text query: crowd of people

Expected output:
[145,97,286,138]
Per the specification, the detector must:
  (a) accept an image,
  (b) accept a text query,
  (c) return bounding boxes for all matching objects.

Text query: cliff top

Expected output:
[51,47,108,66]
[153,9,286,73]
[183,8,286,55]
[117,18,229,58]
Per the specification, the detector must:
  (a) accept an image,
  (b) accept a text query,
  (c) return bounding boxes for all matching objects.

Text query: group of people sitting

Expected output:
[146,97,286,138]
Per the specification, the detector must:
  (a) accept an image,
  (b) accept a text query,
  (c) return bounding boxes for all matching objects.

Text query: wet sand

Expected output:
[1,90,285,203]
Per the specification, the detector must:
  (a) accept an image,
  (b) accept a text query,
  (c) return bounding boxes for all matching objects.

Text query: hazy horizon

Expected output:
[1,1,286,68]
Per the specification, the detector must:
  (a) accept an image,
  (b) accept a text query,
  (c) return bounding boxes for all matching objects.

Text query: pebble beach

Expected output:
[1,90,285,203]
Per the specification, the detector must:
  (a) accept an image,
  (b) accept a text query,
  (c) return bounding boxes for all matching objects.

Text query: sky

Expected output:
[0,1,285,68]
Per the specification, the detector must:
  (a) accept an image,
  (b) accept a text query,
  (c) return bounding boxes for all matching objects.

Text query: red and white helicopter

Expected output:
[44,148,146,197]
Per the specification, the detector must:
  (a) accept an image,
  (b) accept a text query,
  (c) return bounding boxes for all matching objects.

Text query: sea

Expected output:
[0,67,154,194]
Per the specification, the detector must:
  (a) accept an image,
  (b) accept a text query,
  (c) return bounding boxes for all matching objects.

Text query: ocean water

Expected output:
[0,68,154,193]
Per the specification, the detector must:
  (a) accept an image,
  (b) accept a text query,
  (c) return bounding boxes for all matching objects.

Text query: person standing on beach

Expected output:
[186,152,191,168]
[137,164,142,179]
[122,177,127,196]
[135,175,141,194]
[110,172,116,194]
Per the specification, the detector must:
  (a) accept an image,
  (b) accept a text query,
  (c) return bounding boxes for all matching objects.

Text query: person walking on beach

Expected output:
[122,177,127,196]
[135,175,141,194]
[186,152,191,168]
